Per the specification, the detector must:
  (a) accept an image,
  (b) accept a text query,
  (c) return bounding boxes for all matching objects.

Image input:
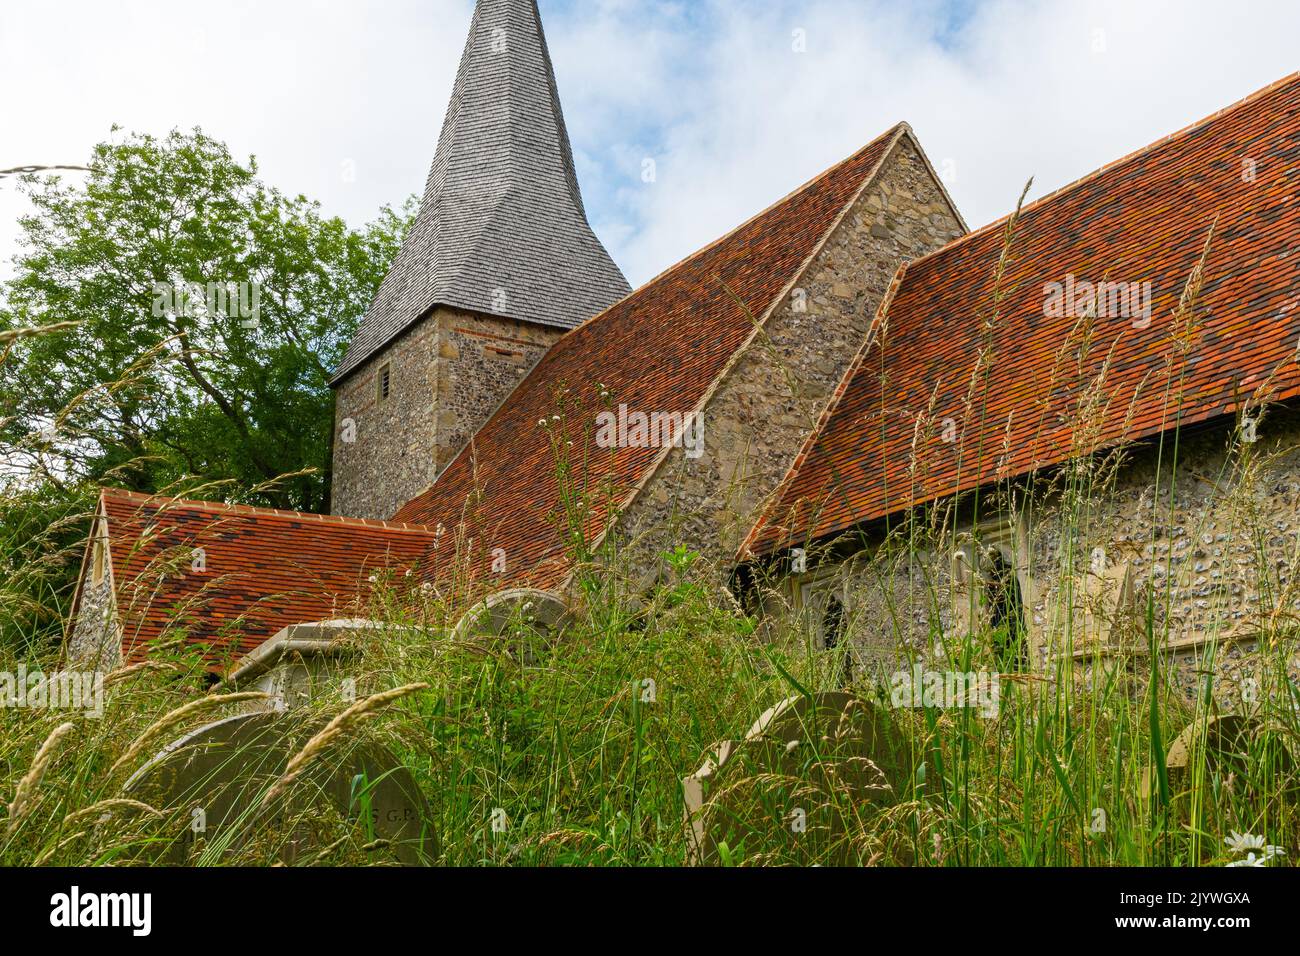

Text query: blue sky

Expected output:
[3,0,1300,287]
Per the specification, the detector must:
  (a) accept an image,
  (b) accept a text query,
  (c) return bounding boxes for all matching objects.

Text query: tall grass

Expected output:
[1,528,1296,866]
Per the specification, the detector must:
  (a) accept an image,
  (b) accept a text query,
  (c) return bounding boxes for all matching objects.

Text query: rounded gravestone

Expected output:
[1141,713,1299,846]
[123,712,436,865]
[450,588,571,666]
[683,692,914,866]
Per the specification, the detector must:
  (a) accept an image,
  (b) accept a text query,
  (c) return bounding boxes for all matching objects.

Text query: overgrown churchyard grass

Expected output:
[0,447,1298,865]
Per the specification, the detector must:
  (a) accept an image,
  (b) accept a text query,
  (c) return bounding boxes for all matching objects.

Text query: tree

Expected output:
[0,127,413,512]
[0,128,413,653]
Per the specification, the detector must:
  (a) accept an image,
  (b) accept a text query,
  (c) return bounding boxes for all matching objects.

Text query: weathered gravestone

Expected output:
[221,619,374,711]
[450,588,572,665]
[1141,713,1299,824]
[123,711,437,865]
[682,692,914,866]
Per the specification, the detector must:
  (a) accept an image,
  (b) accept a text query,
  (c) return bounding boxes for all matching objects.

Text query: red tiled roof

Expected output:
[746,73,1300,557]
[393,124,908,588]
[97,489,436,669]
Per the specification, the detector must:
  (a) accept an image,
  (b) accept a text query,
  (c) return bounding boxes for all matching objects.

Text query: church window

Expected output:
[376,363,392,402]
[822,595,845,650]
[984,548,1027,671]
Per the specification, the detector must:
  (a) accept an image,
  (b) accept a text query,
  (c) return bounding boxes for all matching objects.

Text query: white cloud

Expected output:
[551,0,1300,283]
[2,0,1298,291]
[0,0,472,280]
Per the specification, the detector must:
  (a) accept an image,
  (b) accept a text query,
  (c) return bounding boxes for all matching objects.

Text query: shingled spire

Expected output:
[332,0,630,384]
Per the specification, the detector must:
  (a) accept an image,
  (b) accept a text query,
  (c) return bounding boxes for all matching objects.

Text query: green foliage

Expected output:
[0,127,414,512]
[0,482,97,655]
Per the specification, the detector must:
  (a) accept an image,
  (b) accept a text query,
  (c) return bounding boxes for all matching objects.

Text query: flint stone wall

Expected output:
[617,134,965,588]
[780,406,1300,707]
[66,573,121,670]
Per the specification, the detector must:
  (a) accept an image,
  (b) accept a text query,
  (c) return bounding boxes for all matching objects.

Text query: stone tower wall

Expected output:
[331,307,563,520]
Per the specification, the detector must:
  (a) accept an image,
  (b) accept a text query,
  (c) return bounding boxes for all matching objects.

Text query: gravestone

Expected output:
[1141,713,1298,853]
[682,692,913,866]
[123,712,436,865]
[450,588,572,665]
[222,619,375,712]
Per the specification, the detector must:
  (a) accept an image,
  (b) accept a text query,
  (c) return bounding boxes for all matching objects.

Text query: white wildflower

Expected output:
[1224,831,1266,854]
[1224,831,1285,866]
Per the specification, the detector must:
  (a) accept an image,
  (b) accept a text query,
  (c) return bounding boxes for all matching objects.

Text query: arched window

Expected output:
[822,595,845,651]
[985,549,1027,671]
[822,595,852,685]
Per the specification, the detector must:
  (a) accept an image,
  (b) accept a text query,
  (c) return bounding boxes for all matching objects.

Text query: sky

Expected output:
[2,0,1299,289]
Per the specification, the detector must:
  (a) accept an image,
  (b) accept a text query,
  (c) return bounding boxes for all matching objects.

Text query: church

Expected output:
[62,0,1300,703]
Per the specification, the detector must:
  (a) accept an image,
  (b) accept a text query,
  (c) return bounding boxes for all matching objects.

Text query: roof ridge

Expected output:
[572,124,913,583]
[99,488,438,535]
[904,71,1300,273]
[631,123,908,294]
[743,69,1300,558]
[391,122,911,515]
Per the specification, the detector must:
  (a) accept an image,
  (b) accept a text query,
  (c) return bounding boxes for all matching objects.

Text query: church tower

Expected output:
[329,0,630,520]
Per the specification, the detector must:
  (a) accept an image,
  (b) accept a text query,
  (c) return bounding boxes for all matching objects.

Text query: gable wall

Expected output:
[65,517,122,671]
[613,135,965,585]
[608,133,967,582]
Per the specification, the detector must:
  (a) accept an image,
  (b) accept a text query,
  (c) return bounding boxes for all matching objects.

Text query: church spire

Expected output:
[333,0,629,384]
